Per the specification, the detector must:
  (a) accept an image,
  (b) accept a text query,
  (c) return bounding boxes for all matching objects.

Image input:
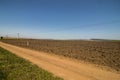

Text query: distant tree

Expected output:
[1,36,3,39]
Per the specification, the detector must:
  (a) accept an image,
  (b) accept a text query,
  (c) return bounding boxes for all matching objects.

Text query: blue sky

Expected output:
[0,0,120,40]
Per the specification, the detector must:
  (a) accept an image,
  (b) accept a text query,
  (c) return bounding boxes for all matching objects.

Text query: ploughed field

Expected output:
[1,39,120,71]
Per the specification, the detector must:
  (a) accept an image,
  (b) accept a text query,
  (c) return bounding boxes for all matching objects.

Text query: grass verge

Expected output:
[0,47,63,80]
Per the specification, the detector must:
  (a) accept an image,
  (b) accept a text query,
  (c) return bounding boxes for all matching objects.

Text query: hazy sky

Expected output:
[0,0,120,40]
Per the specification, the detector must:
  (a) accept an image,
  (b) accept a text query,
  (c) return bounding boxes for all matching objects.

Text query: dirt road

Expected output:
[0,42,120,80]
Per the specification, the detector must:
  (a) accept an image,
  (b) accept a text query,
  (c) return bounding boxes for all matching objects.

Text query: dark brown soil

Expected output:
[1,39,120,71]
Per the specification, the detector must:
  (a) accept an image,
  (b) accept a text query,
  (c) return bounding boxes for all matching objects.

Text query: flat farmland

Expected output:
[1,39,120,71]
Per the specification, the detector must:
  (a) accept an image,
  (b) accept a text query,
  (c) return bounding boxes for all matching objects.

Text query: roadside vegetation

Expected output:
[0,47,63,80]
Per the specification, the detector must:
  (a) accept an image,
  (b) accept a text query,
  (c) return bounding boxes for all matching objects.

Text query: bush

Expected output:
[0,36,3,39]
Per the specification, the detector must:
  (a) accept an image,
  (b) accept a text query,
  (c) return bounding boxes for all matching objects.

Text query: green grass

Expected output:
[0,47,63,80]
